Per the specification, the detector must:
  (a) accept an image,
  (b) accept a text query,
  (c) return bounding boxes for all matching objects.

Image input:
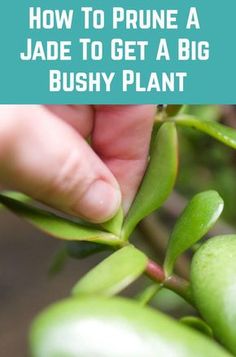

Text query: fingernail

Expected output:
[73,180,121,223]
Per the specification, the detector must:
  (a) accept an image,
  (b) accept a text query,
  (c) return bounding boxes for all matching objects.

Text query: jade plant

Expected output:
[1,105,236,356]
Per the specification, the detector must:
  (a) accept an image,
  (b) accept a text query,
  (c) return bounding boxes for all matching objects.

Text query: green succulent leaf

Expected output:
[191,235,236,355]
[66,241,113,259]
[173,115,236,149]
[123,123,178,239]
[100,207,123,236]
[164,190,224,276]
[0,194,122,247]
[0,191,30,211]
[180,317,213,338]
[72,245,148,297]
[30,297,231,357]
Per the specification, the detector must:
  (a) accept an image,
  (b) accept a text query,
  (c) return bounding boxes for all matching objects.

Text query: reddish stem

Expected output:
[145,260,195,307]
[146,260,165,282]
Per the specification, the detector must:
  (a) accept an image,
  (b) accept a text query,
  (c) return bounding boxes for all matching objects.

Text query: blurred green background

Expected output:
[1,105,236,356]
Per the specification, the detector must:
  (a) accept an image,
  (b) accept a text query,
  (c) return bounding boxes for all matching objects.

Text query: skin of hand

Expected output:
[0,105,155,223]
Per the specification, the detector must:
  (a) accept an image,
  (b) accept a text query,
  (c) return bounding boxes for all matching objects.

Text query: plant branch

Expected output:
[145,259,195,307]
[164,275,193,306]
[146,259,165,282]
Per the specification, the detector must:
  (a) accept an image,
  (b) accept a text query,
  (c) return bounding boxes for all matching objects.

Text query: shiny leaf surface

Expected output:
[123,123,178,239]
[191,235,236,355]
[72,245,148,297]
[0,194,121,247]
[30,297,230,357]
[164,191,223,276]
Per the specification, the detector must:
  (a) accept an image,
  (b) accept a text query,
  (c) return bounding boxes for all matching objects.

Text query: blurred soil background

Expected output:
[0,105,236,356]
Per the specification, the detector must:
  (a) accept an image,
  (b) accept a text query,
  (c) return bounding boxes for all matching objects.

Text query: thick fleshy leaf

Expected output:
[174,115,236,149]
[0,194,122,247]
[191,235,236,355]
[72,245,148,297]
[180,317,213,338]
[30,297,230,357]
[149,121,161,154]
[164,191,224,276]
[0,191,30,211]
[123,123,178,240]
[66,241,112,259]
[100,207,123,236]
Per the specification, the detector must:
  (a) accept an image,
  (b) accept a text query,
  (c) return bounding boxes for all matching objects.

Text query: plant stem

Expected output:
[164,275,194,306]
[146,259,165,282]
[145,259,195,307]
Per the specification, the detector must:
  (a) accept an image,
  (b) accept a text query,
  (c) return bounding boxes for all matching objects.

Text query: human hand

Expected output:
[0,105,155,223]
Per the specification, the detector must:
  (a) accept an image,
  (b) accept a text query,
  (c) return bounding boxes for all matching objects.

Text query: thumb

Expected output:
[0,105,121,223]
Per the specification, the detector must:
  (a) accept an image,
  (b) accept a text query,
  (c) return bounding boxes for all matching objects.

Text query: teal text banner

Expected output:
[0,0,235,104]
